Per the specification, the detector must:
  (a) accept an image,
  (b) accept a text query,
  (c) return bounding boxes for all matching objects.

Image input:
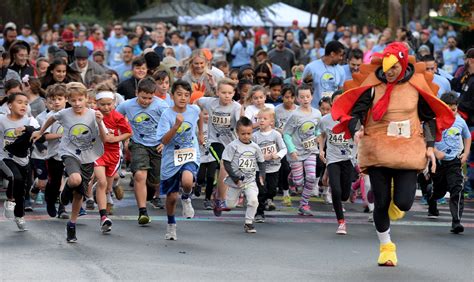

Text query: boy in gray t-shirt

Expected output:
[32,82,107,243]
[217,117,265,233]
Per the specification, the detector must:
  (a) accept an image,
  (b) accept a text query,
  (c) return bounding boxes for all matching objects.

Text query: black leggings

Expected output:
[327,160,354,221]
[2,159,30,217]
[278,157,291,191]
[45,158,64,205]
[256,171,279,215]
[197,161,218,200]
[368,167,417,232]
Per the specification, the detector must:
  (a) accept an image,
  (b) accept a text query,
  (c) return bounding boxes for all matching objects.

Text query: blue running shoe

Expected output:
[420,196,428,205]
[437,197,447,205]
[79,207,87,216]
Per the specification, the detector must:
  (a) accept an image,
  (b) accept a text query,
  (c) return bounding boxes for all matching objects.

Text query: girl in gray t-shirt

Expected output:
[283,86,321,216]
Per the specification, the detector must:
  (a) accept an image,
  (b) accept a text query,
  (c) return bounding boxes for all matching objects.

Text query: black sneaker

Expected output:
[46,202,57,218]
[451,222,464,234]
[58,204,70,219]
[150,197,164,209]
[66,223,77,243]
[255,214,265,223]
[60,185,73,206]
[244,223,257,233]
[193,185,202,197]
[427,206,439,219]
[24,200,33,212]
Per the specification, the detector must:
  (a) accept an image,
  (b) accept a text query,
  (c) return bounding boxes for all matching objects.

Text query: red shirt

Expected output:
[103,110,132,153]
[89,36,105,51]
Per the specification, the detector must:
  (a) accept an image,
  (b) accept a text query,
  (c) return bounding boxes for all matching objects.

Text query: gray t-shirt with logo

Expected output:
[319,113,355,165]
[45,110,64,161]
[274,104,298,131]
[252,129,287,173]
[222,139,264,185]
[198,97,241,145]
[0,115,39,166]
[283,107,322,162]
[54,108,104,164]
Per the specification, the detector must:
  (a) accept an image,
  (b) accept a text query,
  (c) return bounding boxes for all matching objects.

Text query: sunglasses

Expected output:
[276,40,284,43]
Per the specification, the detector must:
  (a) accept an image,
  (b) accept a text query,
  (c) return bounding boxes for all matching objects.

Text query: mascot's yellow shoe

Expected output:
[378,242,398,266]
[388,200,405,221]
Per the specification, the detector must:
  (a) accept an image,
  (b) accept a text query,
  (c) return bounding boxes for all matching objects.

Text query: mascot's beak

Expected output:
[383,54,399,72]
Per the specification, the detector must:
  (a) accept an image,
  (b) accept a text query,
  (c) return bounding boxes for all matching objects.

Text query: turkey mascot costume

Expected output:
[331,42,455,266]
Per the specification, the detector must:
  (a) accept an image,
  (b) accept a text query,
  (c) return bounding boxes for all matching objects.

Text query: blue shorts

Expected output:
[160,162,198,196]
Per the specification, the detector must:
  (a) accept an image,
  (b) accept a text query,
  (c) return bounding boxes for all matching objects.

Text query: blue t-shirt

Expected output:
[309,48,325,62]
[106,36,129,67]
[433,74,452,97]
[231,40,254,68]
[435,115,470,161]
[442,48,464,75]
[157,105,201,180]
[343,64,352,81]
[116,97,169,147]
[430,35,447,53]
[303,59,345,107]
[113,63,132,82]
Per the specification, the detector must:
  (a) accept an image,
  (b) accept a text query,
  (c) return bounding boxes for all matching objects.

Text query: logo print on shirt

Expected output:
[69,124,95,154]
[132,112,157,138]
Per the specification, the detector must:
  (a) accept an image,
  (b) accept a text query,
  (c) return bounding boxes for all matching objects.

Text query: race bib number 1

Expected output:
[387,120,411,138]
[302,136,318,150]
[174,148,197,166]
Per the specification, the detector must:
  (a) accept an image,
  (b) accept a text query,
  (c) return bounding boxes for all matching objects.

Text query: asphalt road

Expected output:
[1,184,473,281]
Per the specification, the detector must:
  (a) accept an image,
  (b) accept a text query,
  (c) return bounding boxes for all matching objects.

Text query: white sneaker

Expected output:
[3,200,16,220]
[323,192,333,204]
[14,217,27,231]
[165,223,177,240]
[181,198,195,219]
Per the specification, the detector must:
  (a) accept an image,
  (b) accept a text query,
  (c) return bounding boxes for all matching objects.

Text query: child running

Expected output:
[1,92,40,231]
[428,92,471,234]
[253,108,287,222]
[157,80,203,240]
[42,84,69,219]
[32,82,107,242]
[221,117,265,233]
[318,91,355,234]
[283,84,322,216]
[244,85,274,129]
[116,77,169,225]
[94,90,132,233]
[195,78,241,215]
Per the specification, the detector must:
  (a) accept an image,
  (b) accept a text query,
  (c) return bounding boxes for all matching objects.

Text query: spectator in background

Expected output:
[202,27,230,63]
[128,33,143,57]
[285,31,302,63]
[343,48,363,81]
[35,57,49,78]
[8,41,34,79]
[442,37,464,76]
[106,22,128,67]
[0,46,21,97]
[363,39,375,64]
[152,32,168,60]
[255,50,284,78]
[89,27,105,51]
[74,30,94,53]
[113,46,134,82]
[268,35,296,78]
[17,25,37,45]
[92,50,108,70]
[117,56,148,100]
[310,38,325,62]
[289,20,306,45]
[3,26,18,51]
[323,22,337,45]
[372,35,388,53]
[170,31,191,61]
[41,58,82,89]
[231,31,254,69]
[135,25,149,50]
[182,49,217,97]
[61,29,76,63]
[303,40,345,107]
[70,46,105,87]
[418,29,434,55]
[39,30,54,57]
[299,39,312,65]
[254,63,272,87]
[420,55,451,97]
[430,26,447,53]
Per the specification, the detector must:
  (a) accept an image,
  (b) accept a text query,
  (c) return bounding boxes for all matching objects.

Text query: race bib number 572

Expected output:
[174,148,197,166]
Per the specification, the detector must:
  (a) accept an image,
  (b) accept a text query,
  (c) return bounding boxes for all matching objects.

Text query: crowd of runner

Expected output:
[0,18,472,259]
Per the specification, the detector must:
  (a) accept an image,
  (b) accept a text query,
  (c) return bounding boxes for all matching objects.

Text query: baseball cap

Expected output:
[162,56,179,69]
[61,30,74,42]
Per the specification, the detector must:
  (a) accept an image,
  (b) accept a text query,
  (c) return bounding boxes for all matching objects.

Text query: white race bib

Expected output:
[174,148,197,166]
[302,136,318,150]
[443,64,454,74]
[113,52,122,62]
[211,114,231,128]
[328,133,348,145]
[261,143,277,156]
[387,120,411,138]
[238,157,256,172]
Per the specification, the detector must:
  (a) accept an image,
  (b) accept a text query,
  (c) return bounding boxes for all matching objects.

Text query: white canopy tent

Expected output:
[179,2,328,28]
[262,2,328,27]
[179,5,266,27]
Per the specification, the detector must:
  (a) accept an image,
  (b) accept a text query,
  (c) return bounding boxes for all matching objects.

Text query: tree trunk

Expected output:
[388,0,401,38]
